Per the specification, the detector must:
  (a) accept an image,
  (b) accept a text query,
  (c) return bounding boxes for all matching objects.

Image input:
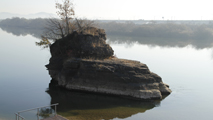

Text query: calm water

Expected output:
[1,28,213,120]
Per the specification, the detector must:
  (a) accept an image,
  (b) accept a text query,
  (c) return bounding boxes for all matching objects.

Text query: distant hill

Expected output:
[0,12,58,19]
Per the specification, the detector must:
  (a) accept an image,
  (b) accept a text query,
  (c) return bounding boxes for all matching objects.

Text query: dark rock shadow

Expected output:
[46,85,168,120]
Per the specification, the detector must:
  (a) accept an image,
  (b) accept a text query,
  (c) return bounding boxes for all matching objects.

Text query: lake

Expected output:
[0,27,213,120]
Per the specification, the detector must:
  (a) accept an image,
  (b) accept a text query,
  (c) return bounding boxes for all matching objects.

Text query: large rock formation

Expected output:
[46,27,171,100]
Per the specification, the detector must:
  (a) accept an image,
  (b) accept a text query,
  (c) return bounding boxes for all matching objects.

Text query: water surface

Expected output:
[0,28,213,120]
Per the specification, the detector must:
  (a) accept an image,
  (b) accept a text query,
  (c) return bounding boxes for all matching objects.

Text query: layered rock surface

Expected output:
[47,58,171,100]
[46,27,171,100]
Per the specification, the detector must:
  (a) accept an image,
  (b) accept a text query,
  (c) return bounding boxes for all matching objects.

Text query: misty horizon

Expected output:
[1,12,213,21]
[1,0,213,20]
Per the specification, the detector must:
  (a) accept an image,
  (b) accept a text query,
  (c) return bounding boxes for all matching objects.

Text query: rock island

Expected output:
[46,27,171,100]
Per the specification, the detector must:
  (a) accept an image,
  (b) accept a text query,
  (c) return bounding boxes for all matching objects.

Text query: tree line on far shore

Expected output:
[1,17,213,41]
[0,17,47,29]
[99,21,213,40]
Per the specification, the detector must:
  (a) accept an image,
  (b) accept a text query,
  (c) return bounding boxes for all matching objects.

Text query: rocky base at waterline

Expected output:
[47,58,171,100]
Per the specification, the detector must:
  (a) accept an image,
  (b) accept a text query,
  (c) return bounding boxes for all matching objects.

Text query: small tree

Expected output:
[36,0,97,48]
[36,0,75,48]
[55,0,75,35]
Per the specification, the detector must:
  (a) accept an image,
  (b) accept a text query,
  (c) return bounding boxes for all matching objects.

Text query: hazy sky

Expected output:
[1,0,213,20]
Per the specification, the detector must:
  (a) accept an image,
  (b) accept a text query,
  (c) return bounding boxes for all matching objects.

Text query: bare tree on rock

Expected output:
[55,0,75,35]
[36,0,97,48]
[36,0,75,48]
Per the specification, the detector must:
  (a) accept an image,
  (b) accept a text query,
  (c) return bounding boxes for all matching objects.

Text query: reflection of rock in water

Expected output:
[46,85,165,120]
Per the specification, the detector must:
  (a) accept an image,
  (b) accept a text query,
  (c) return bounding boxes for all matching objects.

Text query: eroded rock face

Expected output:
[47,58,171,100]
